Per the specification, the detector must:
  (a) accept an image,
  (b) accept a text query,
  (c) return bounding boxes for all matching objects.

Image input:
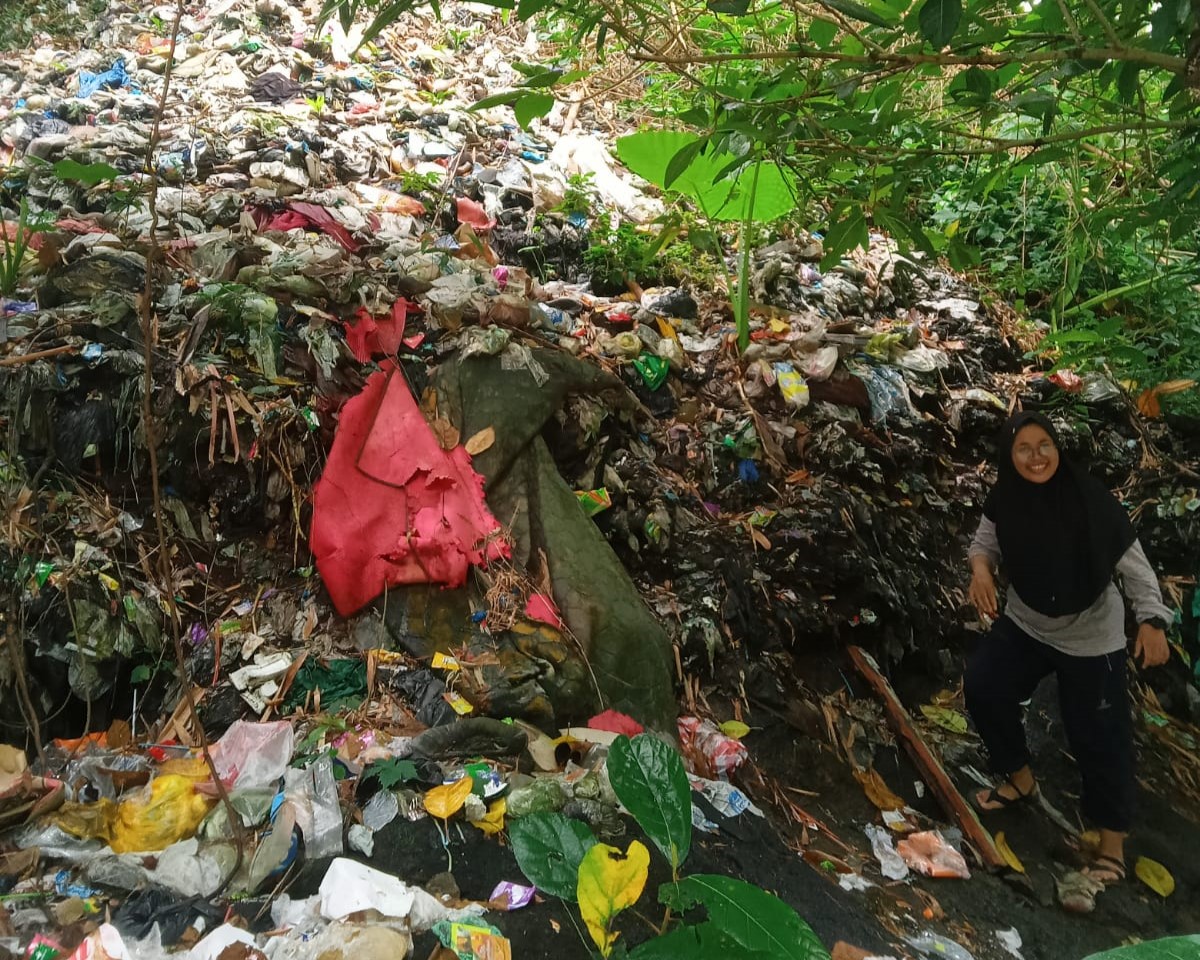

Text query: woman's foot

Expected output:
[1081,854,1126,886]
[976,766,1039,812]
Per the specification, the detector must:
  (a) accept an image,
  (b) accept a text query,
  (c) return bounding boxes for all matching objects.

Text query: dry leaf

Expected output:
[853,767,905,811]
[995,832,1025,874]
[423,776,474,820]
[465,427,496,455]
[1137,379,1196,418]
[1135,856,1174,897]
[431,418,461,451]
[920,704,969,735]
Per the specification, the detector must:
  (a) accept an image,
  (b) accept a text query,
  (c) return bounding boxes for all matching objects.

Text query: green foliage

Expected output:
[607,734,692,873]
[557,172,599,217]
[53,159,122,186]
[509,811,598,900]
[0,198,52,297]
[397,168,443,194]
[362,757,419,789]
[660,875,829,960]
[1082,936,1200,960]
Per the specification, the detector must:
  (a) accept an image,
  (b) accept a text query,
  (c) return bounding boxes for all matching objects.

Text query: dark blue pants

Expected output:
[964,616,1134,833]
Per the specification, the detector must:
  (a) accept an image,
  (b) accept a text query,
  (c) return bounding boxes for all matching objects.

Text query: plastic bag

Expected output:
[677,717,748,779]
[110,775,214,853]
[896,830,970,879]
[864,824,908,881]
[210,720,294,791]
[773,363,811,409]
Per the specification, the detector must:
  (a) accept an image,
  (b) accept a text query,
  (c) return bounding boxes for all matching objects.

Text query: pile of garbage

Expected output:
[2,0,1200,956]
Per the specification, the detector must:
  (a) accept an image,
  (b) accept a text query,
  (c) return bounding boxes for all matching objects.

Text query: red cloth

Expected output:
[343,300,413,362]
[456,197,496,233]
[256,201,362,253]
[311,361,509,616]
[587,710,645,737]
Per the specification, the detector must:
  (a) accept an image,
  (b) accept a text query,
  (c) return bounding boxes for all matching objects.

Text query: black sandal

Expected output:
[976,777,1039,812]
[1082,854,1126,886]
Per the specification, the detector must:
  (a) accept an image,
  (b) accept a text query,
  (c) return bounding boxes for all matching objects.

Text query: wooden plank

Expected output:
[848,645,1007,872]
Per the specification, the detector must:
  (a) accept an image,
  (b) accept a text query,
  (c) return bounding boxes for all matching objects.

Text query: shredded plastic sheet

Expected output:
[311,361,509,616]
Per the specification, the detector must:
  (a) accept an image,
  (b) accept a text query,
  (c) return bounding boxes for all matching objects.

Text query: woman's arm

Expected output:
[1117,540,1172,667]
[968,517,1000,619]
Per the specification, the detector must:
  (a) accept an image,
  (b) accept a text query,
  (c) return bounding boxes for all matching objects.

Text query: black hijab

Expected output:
[983,412,1135,617]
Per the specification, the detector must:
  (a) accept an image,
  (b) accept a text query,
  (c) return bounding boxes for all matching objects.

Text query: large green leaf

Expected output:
[822,0,895,27]
[53,159,121,186]
[821,205,869,267]
[629,922,775,959]
[709,162,798,223]
[660,875,830,960]
[514,93,554,129]
[1083,936,1200,960]
[607,734,692,870]
[917,0,961,47]
[509,812,597,901]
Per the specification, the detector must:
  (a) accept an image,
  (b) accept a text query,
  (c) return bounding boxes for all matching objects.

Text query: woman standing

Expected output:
[964,412,1171,894]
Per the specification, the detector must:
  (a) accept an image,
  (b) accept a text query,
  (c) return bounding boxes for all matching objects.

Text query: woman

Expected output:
[964,411,1171,893]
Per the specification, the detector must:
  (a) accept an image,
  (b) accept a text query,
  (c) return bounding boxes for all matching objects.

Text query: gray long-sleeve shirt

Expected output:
[969,516,1173,656]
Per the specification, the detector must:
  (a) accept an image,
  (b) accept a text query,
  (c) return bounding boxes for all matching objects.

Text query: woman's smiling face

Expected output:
[1011,422,1059,484]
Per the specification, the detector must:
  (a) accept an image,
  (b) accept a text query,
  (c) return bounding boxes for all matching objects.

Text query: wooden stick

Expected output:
[0,344,76,367]
[847,645,1007,872]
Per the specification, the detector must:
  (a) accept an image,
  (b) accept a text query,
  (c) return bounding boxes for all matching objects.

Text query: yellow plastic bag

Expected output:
[109,775,214,853]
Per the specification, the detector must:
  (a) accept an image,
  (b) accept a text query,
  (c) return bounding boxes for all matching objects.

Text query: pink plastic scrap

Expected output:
[524,592,562,629]
[253,201,368,253]
[896,830,971,879]
[587,709,645,737]
[456,197,496,233]
[489,881,536,910]
[344,299,416,362]
[311,360,510,616]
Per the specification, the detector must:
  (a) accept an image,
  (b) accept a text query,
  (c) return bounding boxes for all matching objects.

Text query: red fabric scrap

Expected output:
[55,218,109,234]
[456,197,496,233]
[1049,370,1083,393]
[524,592,562,629]
[311,361,510,616]
[344,300,416,362]
[1,221,44,251]
[256,201,362,253]
[588,709,645,737]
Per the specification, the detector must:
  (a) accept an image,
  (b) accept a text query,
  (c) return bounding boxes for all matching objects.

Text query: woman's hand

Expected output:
[1134,623,1170,668]
[969,567,999,621]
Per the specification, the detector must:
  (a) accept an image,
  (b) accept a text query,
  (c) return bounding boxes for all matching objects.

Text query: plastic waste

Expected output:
[690,775,764,818]
[996,928,1024,960]
[263,922,412,960]
[108,776,214,854]
[905,933,976,960]
[505,777,566,817]
[896,830,970,879]
[678,717,748,779]
[315,858,486,931]
[434,919,512,960]
[774,362,810,409]
[1082,373,1122,402]
[864,824,909,881]
[77,59,130,98]
[489,881,535,910]
[347,823,374,857]
[211,720,295,791]
[189,925,256,960]
[799,345,840,381]
[362,789,401,831]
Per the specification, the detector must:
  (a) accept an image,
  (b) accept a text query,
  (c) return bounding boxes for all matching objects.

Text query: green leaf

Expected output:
[661,875,830,960]
[664,139,708,189]
[514,93,554,129]
[1083,936,1200,960]
[130,664,152,684]
[363,757,419,789]
[947,236,980,269]
[821,205,868,268]
[1117,61,1141,103]
[358,0,416,50]
[809,18,839,47]
[822,0,895,27]
[917,0,961,47]
[53,159,121,186]
[607,734,692,870]
[471,90,523,111]
[630,922,774,959]
[509,812,597,901]
[516,0,554,18]
[710,161,797,223]
[708,0,752,12]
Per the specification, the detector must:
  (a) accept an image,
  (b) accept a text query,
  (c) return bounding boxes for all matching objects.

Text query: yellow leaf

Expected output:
[465,427,495,455]
[853,767,905,811]
[472,797,506,836]
[656,318,677,340]
[1135,856,1174,897]
[719,720,751,740]
[920,705,969,735]
[423,776,474,820]
[995,832,1025,874]
[577,840,649,957]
